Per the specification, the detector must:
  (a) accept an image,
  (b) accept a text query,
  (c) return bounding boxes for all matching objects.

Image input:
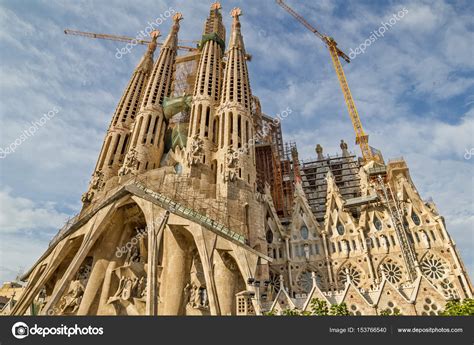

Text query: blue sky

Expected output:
[0,0,472,283]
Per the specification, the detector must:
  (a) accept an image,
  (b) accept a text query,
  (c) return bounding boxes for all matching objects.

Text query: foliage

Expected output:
[380,307,401,316]
[309,298,349,316]
[310,298,329,315]
[439,299,474,316]
[282,308,304,316]
[329,302,350,316]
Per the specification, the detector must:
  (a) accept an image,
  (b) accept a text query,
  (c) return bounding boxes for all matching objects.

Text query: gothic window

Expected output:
[150,117,158,144]
[265,229,272,244]
[440,278,458,299]
[98,135,112,169]
[268,271,281,295]
[300,225,309,240]
[411,211,421,226]
[314,243,320,255]
[374,216,383,231]
[237,115,242,147]
[228,112,233,146]
[403,218,410,230]
[338,265,362,287]
[204,106,210,137]
[196,104,202,136]
[421,254,447,280]
[109,134,121,166]
[421,298,439,316]
[379,260,402,284]
[220,114,225,148]
[296,271,313,293]
[120,134,129,157]
[245,121,249,149]
[336,221,345,235]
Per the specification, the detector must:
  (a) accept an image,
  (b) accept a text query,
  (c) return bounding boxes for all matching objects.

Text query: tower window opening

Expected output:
[142,115,152,144]
[196,104,202,136]
[237,115,242,147]
[204,106,210,137]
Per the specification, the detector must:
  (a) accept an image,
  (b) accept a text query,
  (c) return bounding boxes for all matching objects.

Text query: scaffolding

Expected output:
[299,151,361,221]
[256,143,286,217]
[132,174,247,242]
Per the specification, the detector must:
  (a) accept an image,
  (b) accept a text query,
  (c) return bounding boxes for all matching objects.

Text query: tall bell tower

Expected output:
[185,2,226,178]
[120,13,183,176]
[82,33,158,204]
[215,8,256,195]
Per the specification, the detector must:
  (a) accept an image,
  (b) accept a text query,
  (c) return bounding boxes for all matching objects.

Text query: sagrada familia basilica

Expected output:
[8,3,472,316]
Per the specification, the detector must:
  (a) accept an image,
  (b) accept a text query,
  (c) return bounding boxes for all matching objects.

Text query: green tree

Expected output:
[281,308,302,316]
[439,299,474,316]
[310,298,329,315]
[329,302,350,316]
[380,307,401,316]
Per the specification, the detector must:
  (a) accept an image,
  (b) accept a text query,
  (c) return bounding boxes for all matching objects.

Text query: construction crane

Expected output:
[64,29,198,52]
[276,0,377,163]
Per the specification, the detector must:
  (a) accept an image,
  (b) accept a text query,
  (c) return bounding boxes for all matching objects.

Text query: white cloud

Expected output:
[0,188,70,233]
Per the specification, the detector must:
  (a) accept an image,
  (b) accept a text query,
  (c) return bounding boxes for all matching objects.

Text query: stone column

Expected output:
[158,226,191,315]
[77,211,125,315]
[214,252,237,315]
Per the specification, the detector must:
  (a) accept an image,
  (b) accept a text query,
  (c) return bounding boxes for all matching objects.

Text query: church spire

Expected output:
[119,14,183,176]
[185,3,226,173]
[82,34,158,204]
[215,8,256,193]
[229,8,245,50]
[220,8,251,110]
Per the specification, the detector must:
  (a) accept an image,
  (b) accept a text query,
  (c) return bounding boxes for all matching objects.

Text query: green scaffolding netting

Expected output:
[198,33,225,53]
[163,95,192,120]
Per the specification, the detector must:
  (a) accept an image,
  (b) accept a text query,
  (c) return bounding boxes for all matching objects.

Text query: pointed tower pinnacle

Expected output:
[185,3,226,173]
[215,7,255,195]
[119,14,182,176]
[82,34,158,204]
[291,146,302,184]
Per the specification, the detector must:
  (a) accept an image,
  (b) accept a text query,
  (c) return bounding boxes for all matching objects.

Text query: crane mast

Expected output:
[276,0,376,163]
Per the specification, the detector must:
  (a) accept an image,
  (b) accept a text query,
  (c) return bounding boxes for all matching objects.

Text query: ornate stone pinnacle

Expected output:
[211,2,221,10]
[230,7,242,18]
[173,12,183,22]
[150,30,160,39]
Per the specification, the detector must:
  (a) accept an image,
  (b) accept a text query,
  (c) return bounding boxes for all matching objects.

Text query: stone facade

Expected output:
[9,3,472,316]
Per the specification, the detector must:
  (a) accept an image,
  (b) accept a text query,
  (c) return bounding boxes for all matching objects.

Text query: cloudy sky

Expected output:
[0,0,472,283]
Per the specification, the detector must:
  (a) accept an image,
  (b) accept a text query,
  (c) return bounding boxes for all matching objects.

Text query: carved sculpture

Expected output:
[119,148,139,176]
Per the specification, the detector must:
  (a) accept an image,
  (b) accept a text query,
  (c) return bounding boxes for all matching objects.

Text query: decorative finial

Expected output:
[173,12,183,22]
[150,30,160,39]
[147,30,160,53]
[211,2,221,10]
[230,7,242,19]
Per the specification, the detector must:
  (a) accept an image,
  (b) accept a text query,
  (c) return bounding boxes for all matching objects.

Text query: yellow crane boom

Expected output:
[276,0,376,163]
[64,29,198,52]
